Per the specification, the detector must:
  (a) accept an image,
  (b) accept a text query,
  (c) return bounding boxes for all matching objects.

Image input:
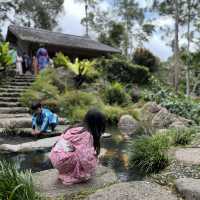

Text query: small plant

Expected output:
[170,128,196,146]
[103,82,131,106]
[128,133,170,173]
[53,52,70,68]
[0,161,42,200]
[0,42,13,71]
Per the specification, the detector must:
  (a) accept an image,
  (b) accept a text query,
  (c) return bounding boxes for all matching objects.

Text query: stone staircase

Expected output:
[0,74,67,136]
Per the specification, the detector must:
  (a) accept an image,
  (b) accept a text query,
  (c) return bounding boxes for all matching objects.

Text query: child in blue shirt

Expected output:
[31,102,58,136]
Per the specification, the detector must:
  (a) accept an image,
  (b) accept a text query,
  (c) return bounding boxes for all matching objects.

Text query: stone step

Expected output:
[0,101,21,107]
[8,82,32,87]
[0,113,30,118]
[0,97,19,102]
[0,107,28,114]
[0,117,32,128]
[0,125,67,136]
[0,93,21,97]
[0,117,69,128]
[0,136,59,153]
[2,85,28,89]
[0,88,26,93]
[176,178,200,200]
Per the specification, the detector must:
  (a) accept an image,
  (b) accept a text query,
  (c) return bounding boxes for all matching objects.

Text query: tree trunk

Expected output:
[85,0,89,36]
[186,0,191,96]
[174,0,180,92]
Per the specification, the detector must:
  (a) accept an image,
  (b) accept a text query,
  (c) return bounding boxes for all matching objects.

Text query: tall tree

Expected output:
[115,0,144,56]
[0,0,64,30]
[152,0,186,92]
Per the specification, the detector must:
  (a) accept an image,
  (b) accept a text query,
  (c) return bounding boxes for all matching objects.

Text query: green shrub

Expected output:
[53,52,70,68]
[129,133,170,173]
[103,105,125,125]
[0,42,13,70]
[132,48,159,72]
[58,90,103,122]
[103,82,131,106]
[96,55,149,84]
[169,128,197,146]
[0,161,42,200]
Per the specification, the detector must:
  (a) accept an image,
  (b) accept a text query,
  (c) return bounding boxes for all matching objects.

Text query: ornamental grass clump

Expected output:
[128,133,170,173]
[0,161,42,200]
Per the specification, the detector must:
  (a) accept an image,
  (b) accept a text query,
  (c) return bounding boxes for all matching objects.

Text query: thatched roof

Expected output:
[7,25,120,54]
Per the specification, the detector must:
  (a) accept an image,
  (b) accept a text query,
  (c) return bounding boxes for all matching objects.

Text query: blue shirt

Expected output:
[32,108,58,132]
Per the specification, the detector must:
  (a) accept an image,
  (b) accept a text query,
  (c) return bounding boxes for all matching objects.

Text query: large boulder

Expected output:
[118,115,139,136]
[86,181,179,200]
[152,108,176,128]
[176,178,200,200]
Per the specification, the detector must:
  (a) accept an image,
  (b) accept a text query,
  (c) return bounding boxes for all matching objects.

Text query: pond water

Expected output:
[0,128,144,181]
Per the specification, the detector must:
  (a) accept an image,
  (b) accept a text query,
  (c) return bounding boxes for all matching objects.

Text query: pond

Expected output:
[0,127,144,181]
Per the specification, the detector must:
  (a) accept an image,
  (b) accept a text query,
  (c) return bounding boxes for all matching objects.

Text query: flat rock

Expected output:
[0,107,28,114]
[176,178,200,200]
[175,148,200,165]
[33,165,117,199]
[86,181,179,200]
[0,136,59,152]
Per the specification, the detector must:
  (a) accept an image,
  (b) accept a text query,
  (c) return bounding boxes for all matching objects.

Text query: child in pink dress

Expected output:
[50,109,106,185]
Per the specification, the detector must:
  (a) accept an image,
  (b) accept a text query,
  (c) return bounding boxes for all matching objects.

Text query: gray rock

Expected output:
[176,178,200,200]
[0,136,59,153]
[33,165,117,199]
[169,120,187,128]
[152,108,176,128]
[0,117,32,128]
[175,148,200,165]
[118,115,139,136]
[86,181,179,200]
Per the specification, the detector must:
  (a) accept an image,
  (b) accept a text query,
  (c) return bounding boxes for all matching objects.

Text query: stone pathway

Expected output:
[0,74,67,135]
[33,165,118,199]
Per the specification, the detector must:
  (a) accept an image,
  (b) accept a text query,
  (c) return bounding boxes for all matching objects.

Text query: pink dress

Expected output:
[50,127,97,185]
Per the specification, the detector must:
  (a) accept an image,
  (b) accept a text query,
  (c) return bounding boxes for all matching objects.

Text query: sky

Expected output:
[56,0,173,61]
[1,0,174,61]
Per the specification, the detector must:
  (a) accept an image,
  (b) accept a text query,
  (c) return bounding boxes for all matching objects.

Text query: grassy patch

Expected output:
[0,160,42,200]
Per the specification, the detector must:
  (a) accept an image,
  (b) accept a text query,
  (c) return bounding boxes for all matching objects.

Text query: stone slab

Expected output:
[176,178,200,200]
[0,93,21,97]
[0,136,59,152]
[33,165,117,199]
[0,113,31,119]
[86,181,179,200]
[0,107,28,114]
[175,148,200,165]
[0,101,21,107]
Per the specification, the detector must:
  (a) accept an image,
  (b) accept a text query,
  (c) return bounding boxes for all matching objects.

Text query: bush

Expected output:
[58,90,103,122]
[129,133,170,173]
[103,105,125,125]
[0,161,42,200]
[132,48,159,72]
[96,55,149,84]
[169,128,197,146]
[53,52,70,68]
[103,82,131,106]
[0,42,13,70]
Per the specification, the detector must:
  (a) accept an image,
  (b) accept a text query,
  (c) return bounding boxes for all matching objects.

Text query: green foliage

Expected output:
[0,42,13,69]
[53,52,70,68]
[103,105,125,125]
[168,128,197,146]
[103,82,131,106]
[58,90,103,122]
[132,48,159,72]
[128,133,170,173]
[0,161,42,200]
[20,68,61,108]
[96,55,149,84]
[142,76,199,124]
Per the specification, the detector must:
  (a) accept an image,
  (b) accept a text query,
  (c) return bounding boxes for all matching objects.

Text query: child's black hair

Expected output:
[31,102,42,110]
